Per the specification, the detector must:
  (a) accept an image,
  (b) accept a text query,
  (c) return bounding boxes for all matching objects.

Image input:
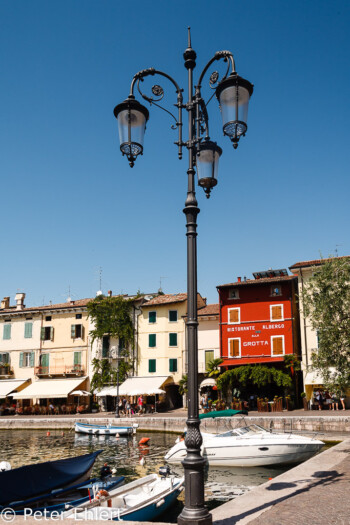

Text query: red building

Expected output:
[217,269,300,369]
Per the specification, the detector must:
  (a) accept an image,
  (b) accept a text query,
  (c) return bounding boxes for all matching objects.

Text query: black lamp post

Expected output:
[113,29,253,525]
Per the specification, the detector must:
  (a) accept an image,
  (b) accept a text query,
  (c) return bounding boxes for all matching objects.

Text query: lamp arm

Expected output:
[196,50,235,89]
[129,68,184,159]
[194,51,235,142]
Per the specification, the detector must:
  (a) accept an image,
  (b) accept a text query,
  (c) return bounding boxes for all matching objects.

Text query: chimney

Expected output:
[15,293,25,310]
[1,297,10,309]
[107,290,112,297]
[237,277,242,283]
[244,276,247,282]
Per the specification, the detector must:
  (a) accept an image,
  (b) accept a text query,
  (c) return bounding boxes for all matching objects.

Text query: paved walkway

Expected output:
[211,439,350,525]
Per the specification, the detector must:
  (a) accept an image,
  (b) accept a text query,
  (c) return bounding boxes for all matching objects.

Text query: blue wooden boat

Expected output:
[0,450,102,507]
[64,473,184,522]
[75,421,138,436]
[12,476,125,515]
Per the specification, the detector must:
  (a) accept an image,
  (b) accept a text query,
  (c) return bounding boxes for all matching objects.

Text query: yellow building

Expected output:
[0,293,91,409]
[138,293,206,408]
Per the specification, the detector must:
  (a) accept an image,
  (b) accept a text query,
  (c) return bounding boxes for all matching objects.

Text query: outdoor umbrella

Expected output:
[70,390,91,413]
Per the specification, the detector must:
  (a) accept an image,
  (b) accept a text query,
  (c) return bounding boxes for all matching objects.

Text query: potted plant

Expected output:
[91,403,99,413]
[301,392,308,410]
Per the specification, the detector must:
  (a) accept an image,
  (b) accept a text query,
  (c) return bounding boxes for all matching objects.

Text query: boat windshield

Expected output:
[215,425,268,438]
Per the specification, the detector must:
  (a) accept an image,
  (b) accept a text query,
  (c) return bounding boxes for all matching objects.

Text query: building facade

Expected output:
[217,270,301,395]
[289,257,350,406]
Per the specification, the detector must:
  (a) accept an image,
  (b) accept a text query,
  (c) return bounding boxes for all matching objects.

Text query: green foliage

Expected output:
[301,256,350,391]
[87,295,134,346]
[283,354,301,372]
[217,365,292,392]
[206,358,223,378]
[178,375,188,395]
[87,295,135,393]
[90,357,131,393]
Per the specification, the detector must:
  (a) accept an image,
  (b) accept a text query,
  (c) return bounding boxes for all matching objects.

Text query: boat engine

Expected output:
[159,465,171,478]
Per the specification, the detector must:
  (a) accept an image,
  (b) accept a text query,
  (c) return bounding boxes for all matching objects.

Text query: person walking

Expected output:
[137,395,144,415]
[125,398,131,417]
[339,393,346,410]
[315,390,323,410]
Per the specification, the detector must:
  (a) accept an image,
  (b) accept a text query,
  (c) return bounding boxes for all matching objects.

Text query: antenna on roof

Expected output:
[96,266,103,296]
[158,277,167,295]
[335,244,342,257]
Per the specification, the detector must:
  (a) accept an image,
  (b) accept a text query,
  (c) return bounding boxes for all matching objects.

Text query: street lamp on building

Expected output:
[113,29,253,525]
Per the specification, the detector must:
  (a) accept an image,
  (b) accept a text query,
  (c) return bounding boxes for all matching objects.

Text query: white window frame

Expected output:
[227,307,240,325]
[23,352,32,367]
[270,304,284,322]
[271,335,285,357]
[228,338,241,358]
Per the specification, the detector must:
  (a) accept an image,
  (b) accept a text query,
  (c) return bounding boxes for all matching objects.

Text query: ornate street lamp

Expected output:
[113,29,253,525]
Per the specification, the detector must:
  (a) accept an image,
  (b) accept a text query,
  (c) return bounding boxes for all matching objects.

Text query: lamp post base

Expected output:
[178,509,212,525]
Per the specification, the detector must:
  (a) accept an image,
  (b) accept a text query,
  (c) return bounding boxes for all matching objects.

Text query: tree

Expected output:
[87,295,135,392]
[217,365,292,396]
[178,375,188,395]
[206,357,223,378]
[301,256,350,392]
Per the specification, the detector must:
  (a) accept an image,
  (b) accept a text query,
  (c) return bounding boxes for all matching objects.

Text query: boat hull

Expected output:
[75,422,134,436]
[165,432,324,467]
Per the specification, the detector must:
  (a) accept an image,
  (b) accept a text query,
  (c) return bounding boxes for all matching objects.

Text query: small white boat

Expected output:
[165,424,324,467]
[64,471,184,522]
[74,422,138,436]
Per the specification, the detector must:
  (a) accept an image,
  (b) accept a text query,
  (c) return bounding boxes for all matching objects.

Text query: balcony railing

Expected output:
[0,365,14,377]
[35,365,85,376]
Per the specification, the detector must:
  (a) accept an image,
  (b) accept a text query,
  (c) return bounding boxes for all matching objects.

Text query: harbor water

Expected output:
[0,429,293,521]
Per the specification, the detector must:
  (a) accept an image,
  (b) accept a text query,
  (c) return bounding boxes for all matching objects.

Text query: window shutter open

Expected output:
[30,352,35,367]
[71,325,76,338]
[19,353,24,368]
[74,351,82,365]
[81,325,85,340]
[50,327,54,341]
[40,327,45,340]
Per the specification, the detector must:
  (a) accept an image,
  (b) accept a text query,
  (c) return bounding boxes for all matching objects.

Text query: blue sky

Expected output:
[1,1,349,306]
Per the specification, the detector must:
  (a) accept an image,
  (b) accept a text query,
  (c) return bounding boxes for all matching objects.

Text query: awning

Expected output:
[0,379,30,398]
[12,377,87,399]
[199,378,217,389]
[118,376,172,396]
[95,386,115,397]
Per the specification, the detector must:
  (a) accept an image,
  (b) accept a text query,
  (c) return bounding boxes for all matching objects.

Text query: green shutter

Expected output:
[169,333,177,346]
[74,351,81,365]
[41,354,49,368]
[169,310,178,322]
[19,353,24,368]
[30,352,35,367]
[205,350,214,371]
[148,359,156,373]
[71,325,76,338]
[3,324,11,340]
[169,359,177,372]
[24,322,33,338]
[149,334,156,348]
[40,327,46,340]
[149,311,156,323]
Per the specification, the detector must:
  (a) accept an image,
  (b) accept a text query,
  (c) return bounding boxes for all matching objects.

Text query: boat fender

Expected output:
[139,437,150,445]
[0,461,11,471]
[95,489,112,508]
[156,498,165,508]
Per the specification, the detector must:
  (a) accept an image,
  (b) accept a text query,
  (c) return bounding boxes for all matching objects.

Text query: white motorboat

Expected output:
[64,471,184,522]
[164,424,324,467]
[74,422,138,436]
